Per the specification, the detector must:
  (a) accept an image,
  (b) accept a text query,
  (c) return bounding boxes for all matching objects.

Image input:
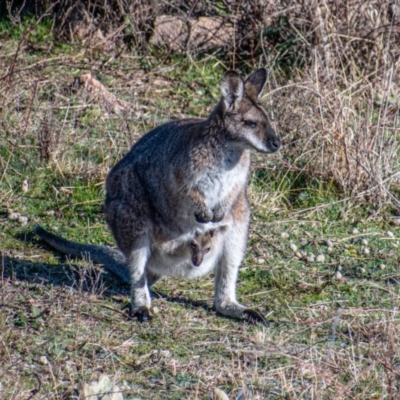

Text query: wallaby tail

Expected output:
[35,225,131,284]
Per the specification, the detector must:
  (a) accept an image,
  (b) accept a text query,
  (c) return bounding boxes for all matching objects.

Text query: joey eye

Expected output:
[244,120,257,128]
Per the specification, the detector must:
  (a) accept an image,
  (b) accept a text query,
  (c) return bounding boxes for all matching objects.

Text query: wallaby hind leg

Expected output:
[124,235,152,322]
[213,195,267,326]
[106,198,154,321]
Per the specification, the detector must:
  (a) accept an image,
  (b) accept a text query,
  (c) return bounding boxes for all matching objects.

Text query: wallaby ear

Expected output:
[244,68,267,100]
[208,229,216,238]
[221,70,244,111]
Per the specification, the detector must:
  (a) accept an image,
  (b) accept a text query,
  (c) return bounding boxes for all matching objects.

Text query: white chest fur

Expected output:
[199,149,249,211]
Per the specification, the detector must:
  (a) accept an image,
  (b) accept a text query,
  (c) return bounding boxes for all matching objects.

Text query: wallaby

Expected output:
[36,68,280,325]
[189,229,216,267]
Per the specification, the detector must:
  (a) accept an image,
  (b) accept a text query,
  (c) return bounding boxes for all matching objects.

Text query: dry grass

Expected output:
[1,223,400,399]
[262,0,400,210]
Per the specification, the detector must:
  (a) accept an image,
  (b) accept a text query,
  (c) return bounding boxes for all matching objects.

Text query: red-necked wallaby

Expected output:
[189,229,216,267]
[36,68,280,325]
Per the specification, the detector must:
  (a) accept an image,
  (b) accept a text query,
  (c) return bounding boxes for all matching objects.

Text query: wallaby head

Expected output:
[190,229,216,267]
[217,68,281,154]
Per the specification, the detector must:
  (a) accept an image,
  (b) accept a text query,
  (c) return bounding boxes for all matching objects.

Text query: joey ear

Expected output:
[244,68,267,100]
[221,70,244,111]
[208,229,216,238]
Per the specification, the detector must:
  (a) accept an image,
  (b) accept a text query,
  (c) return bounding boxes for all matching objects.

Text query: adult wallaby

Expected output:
[36,68,280,324]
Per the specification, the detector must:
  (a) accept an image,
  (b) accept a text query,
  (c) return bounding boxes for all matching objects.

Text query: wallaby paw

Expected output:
[194,209,213,223]
[131,306,152,323]
[211,207,225,222]
[242,309,268,326]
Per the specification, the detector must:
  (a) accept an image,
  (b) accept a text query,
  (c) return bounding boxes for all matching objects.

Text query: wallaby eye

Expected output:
[205,247,211,253]
[190,243,197,249]
[244,120,257,128]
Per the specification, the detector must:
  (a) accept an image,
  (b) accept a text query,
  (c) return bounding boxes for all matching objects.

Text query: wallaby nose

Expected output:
[269,137,281,152]
[193,257,202,267]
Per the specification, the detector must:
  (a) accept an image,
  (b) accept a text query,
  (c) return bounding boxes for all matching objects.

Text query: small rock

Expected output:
[359,265,366,274]
[21,179,29,193]
[325,239,333,248]
[352,228,359,234]
[159,350,171,358]
[18,216,29,226]
[363,247,370,255]
[387,231,395,238]
[335,271,343,280]
[80,374,123,400]
[280,232,289,239]
[7,209,21,220]
[306,254,315,262]
[39,356,48,365]
[45,210,55,216]
[214,388,230,400]
[290,243,298,252]
[379,264,386,270]
[316,254,325,263]
[361,238,368,245]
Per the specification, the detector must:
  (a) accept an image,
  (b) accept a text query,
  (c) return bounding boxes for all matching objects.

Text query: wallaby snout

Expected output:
[190,230,214,267]
[265,126,281,153]
[190,241,206,267]
[191,251,203,267]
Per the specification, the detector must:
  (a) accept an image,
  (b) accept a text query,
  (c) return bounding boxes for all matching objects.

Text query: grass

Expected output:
[1,16,400,400]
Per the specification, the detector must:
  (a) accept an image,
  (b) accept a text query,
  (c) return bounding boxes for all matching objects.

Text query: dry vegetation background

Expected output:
[1,0,400,399]
[2,0,400,209]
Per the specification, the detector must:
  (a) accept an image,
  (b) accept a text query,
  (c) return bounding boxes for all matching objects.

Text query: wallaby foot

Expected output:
[130,306,152,323]
[242,308,268,326]
[216,304,267,326]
